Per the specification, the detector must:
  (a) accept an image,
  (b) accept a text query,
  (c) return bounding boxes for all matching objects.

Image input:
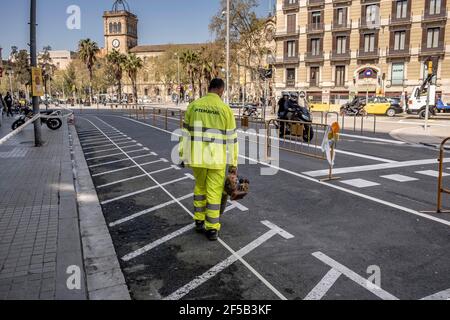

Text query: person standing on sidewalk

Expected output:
[179,79,239,241]
[0,93,5,116]
[4,92,13,117]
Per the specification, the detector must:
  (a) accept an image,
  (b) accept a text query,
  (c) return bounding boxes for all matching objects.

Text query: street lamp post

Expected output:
[175,53,180,105]
[226,0,230,104]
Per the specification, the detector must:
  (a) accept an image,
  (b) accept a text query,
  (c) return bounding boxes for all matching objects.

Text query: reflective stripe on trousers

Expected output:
[192,167,226,231]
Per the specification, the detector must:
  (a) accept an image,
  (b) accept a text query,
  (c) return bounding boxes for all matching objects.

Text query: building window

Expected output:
[335,66,346,87]
[365,4,380,25]
[287,41,297,58]
[364,33,376,52]
[336,36,347,54]
[394,31,406,50]
[310,67,320,86]
[287,14,296,33]
[311,11,322,25]
[429,0,442,15]
[287,0,298,4]
[427,27,440,48]
[118,22,122,33]
[311,38,321,55]
[396,0,408,19]
[337,8,345,25]
[391,63,405,85]
[286,68,296,87]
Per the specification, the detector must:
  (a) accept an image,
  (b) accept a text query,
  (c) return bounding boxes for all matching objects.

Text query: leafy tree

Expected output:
[38,46,56,99]
[180,49,200,99]
[78,39,100,104]
[106,49,127,101]
[122,53,143,103]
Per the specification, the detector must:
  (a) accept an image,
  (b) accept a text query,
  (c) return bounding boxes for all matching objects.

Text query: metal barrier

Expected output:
[437,137,450,213]
[339,113,377,135]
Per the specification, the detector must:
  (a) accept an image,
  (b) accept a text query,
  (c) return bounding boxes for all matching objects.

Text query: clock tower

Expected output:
[103,0,138,54]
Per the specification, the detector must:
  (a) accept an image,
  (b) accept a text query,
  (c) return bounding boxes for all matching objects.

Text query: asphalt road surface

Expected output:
[73,109,450,300]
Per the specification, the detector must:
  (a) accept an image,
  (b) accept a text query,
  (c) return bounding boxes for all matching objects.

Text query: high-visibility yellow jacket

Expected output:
[179,93,239,170]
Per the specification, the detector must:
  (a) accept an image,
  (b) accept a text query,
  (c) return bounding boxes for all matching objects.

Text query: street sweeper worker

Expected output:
[179,78,239,241]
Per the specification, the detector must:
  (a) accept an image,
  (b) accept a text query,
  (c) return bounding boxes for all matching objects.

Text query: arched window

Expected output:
[109,23,113,34]
[118,22,122,33]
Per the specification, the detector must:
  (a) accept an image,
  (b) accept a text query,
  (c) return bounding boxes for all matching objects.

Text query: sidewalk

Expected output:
[389,125,450,147]
[0,115,129,300]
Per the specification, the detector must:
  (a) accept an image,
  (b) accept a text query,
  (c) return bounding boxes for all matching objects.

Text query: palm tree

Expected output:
[78,39,100,105]
[106,49,127,102]
[180,50,200,100]
[39,46,56,104]
[122,53,143,104]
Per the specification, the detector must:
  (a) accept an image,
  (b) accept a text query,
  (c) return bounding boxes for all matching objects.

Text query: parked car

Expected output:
[364,96,404,117]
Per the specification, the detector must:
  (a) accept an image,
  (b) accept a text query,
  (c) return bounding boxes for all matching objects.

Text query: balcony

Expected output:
[419,42,446,56]
[423,9,448,22]
[274,27,300,39]
[283,0,300,11]
[332,20,352,31]
[305,51,325,63]
[357,48,381,60]
[359,18,381,30]
[286,79,296,87]
[307,0,325,7]
[330,49,352,62]
[306,23,325,33]
[274,56,300,66]
[386,47,411,59]
[389,14,412,26]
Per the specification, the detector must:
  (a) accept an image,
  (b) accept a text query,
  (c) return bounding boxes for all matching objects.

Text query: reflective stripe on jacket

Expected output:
[179,93,238,169]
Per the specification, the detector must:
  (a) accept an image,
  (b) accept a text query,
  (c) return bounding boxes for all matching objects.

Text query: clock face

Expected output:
[112,39,120,48]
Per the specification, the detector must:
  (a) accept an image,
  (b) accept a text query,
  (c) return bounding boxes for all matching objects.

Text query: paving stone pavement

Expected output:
[0,116,87,300]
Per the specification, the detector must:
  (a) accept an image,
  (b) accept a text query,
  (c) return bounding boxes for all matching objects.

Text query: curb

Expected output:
[70,124,131,300]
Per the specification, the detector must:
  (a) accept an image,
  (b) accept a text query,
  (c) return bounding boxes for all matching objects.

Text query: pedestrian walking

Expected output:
[4,92,13,117]
[179,79,239,241]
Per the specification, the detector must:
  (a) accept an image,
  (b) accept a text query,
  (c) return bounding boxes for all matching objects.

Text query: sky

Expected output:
[0,0,274,58]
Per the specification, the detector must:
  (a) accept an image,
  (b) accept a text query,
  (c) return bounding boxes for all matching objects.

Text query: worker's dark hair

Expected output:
[209,78,225,91]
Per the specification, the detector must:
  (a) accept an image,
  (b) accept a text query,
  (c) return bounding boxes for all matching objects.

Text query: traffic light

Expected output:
[428,60,433,76]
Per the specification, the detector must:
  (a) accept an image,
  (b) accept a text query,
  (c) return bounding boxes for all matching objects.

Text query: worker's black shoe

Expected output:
[195,220,205,233]
[206,229,219,241]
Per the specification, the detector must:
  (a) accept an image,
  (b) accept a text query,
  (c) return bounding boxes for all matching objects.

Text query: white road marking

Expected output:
[164,220,293,300]
[109,193,194,227]
[231,201,249,212]
[416,170,450,178]
[381,174,419,182]
[82,137,131,147]
[101,174,194,205]
[304,269,342,300]
[79,134,126,143]
[116,115,450,228]
[304,158,449,177]
[96,166,179,188]
[312,252,399,300]
[341,179,380,188]
[88,116,288,301]
[88,153,155,168]
[84,144,142,155]
[421,288,450,300]
[324,131,405,145]
[92,158,167,177]
[86,148,147,161]
[82,140,136,150]
[122,224,196,262]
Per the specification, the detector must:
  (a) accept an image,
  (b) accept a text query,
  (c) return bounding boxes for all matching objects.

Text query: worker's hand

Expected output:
[179,161,185,168]
[228,166,237,175]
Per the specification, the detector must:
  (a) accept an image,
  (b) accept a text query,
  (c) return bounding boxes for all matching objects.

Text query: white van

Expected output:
[406,85,436,119]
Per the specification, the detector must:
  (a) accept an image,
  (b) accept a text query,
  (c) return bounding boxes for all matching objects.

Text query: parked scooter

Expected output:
[243,105,261,118]
[11,107,63,131]
[340,97,367,116]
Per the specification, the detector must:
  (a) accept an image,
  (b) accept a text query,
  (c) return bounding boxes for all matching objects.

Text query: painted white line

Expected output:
[164,220,293,300]
[319,131,406,145]
[78,130,119,137]
[96,166,178,188]
[89,153,155,168]
[381,174,419,182]
[101,174,193,205]
[421,288,450,300]
[340,179,380,188]
[82,137,131,147]
[231,201,249,212]
[416,170,450,178]
[109,193,194,227]
[92,158,168,177]
[304,269,342,300]
[84,144,142,155]
[304,158,449,177]
[90,116,288,301]
[238,129,396,164]
[86,148,147,161]
[80,134,126,143]
[122,224,195,262]
[312,252,399,300]
[82,140,137,151]
[116,115,450,228]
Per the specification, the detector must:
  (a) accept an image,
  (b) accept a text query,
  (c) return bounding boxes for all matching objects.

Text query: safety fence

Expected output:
[437,137,450,213]
[311,111,378,135]
[124,106,343,179]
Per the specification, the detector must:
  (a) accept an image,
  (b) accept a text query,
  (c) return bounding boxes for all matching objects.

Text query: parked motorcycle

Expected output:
[277,99,314,142]
[11,107,63,131]
[340,97,367,116]
[243,105,261,118]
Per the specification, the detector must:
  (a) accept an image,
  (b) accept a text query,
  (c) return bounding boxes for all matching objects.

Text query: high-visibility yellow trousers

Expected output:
[192,167,226,231]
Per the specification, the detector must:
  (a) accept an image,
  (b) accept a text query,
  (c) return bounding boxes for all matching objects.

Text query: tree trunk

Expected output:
[88,68,93,106]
